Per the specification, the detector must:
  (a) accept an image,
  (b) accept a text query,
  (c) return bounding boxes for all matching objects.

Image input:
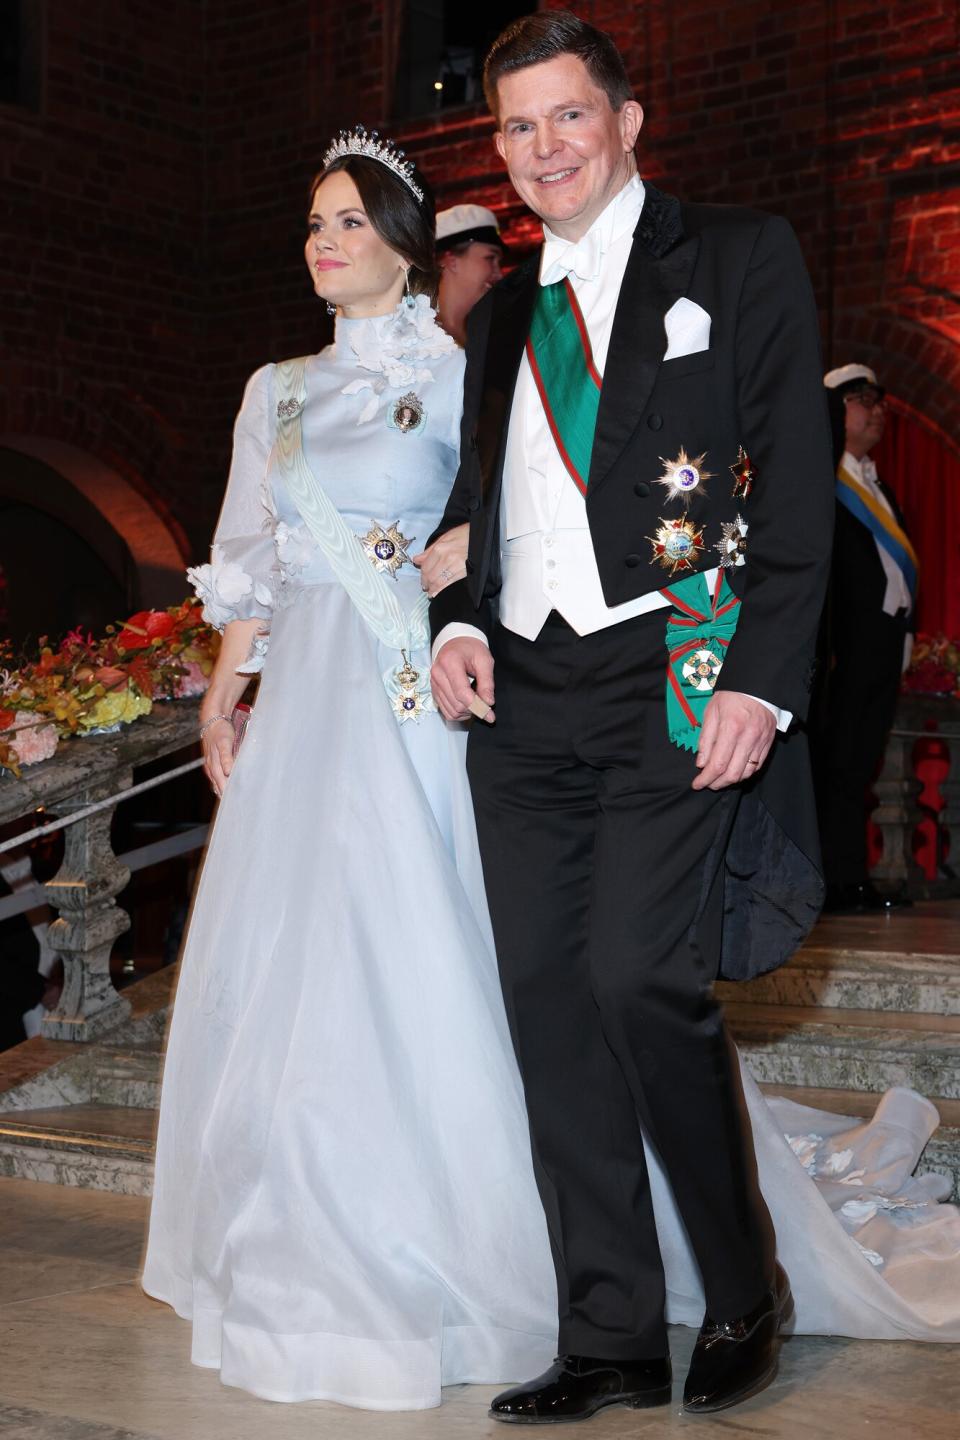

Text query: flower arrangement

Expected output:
[0,599,221,775]
[902,633,960,698]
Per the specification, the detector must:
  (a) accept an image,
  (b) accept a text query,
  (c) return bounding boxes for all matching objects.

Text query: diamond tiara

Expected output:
[321,125,424,204]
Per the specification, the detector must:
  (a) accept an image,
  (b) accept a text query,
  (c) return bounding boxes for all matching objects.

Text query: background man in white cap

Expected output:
[436,203,504,345]
[818,363,918,912]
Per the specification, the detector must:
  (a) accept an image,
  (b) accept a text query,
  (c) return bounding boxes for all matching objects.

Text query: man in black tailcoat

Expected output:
[427,11,834,1420]
[817,363,916,912]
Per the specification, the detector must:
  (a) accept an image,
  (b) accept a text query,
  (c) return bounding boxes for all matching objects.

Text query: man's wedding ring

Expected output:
[468,696,491,721]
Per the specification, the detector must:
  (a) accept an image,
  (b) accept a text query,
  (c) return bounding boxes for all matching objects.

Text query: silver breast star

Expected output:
[715,515,749,568]
[655,448,714,504]
[359,520,416,578]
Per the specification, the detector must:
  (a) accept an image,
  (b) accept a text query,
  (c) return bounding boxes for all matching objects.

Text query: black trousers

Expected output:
[816,610,908,887]
[466,611,774,1360]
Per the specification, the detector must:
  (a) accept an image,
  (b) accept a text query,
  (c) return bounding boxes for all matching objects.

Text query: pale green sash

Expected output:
[273,358,433,721]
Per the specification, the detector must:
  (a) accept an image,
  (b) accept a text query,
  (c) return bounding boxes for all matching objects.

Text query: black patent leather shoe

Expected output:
[489,1353,672,1424]
[683,1264,794,1414]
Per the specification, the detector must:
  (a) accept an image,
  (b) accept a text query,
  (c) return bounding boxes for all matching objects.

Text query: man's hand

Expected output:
[412,523,469,597]
[692,691,776,791]
[430,636,495,723]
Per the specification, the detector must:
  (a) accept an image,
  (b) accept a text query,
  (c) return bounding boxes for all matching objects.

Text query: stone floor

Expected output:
[2,1179,959,1440]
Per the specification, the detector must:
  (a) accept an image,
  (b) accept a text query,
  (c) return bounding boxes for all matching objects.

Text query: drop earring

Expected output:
[326,301,337,316]
[403,269,415,309]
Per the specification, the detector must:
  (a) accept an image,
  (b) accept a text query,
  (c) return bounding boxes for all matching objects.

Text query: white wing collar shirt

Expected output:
[436,174,789,729]
[499,173,659,639]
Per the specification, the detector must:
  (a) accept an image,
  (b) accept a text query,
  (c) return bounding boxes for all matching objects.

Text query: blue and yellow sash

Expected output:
[836,461,918,606]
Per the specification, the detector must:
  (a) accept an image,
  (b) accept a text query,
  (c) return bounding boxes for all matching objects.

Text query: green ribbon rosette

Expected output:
[663,572,742,752]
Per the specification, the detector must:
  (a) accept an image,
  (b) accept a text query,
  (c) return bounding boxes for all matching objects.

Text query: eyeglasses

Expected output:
[844,390,886,411]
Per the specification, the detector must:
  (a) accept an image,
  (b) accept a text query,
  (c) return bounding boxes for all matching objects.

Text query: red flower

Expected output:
[0,708,14,730]
[117,611,152,649]
[144,611,175,640]
[127,656,156,696]
[118,609,177,648]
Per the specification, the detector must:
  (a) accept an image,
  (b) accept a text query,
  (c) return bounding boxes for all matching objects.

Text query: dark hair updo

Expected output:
[309,154,438,302]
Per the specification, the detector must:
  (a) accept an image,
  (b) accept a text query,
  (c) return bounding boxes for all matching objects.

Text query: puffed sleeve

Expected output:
[187,365,277,671]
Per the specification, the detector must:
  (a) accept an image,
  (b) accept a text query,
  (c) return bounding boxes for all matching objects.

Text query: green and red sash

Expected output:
[662,572,742,752]
[526,277,602,496]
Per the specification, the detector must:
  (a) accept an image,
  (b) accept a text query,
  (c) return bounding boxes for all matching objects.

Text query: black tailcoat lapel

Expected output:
[477,256,538,502]
[587,185,699,495]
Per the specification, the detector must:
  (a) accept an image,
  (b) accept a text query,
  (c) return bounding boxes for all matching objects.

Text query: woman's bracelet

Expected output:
[199,713,232,740]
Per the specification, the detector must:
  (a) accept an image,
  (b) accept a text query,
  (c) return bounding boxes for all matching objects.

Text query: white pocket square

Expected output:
[663,298,711,360]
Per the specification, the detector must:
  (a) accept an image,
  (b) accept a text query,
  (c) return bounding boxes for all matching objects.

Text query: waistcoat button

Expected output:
[647,413,663,431]
[634,482,651,497]
[625,553,642,567]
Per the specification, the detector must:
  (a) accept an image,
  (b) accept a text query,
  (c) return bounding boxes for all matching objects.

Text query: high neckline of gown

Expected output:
[331,295,457,367]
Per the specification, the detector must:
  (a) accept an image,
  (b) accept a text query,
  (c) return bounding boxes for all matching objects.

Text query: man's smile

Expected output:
[537,167,580,186]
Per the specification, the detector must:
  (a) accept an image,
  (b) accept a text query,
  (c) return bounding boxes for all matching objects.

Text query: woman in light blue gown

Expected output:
[143,131,960,1413]
[141,139,559,1408]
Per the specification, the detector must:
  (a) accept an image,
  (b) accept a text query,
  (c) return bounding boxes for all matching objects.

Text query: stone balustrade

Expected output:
[872,695,960,899]
[0,702,201,1042]
[0,692,955,1046]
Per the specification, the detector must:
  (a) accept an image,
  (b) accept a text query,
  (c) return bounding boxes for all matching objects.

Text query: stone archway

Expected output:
[0,436,188,611]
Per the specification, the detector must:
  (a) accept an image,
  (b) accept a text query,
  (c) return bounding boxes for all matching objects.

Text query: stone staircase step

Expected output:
[88,1043,164,1109]
[810,903,960,954]
[0,1105,155,1196]
[3,1081,957,1215]
[717,946,960,1015]
[758,1083,960,1202]
[731,1004,960,1100]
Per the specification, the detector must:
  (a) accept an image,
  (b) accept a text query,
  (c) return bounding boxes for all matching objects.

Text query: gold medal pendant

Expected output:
[715,514,749,568]
[655,448,713,504]
[648,516,705,575]
[730,446,756,499]
[360,520,415,578]
[390,651,435,724]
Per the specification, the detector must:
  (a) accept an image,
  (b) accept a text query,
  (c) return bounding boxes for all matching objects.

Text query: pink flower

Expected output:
[174,661,208,698]
[9,712,59,767]
[95,665,128,689]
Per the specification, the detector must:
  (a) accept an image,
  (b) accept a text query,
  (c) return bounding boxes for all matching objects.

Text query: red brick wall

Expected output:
[0,2,205,531]
[3,2,958,558]
[200,0,395,511]
[397,0,960,448]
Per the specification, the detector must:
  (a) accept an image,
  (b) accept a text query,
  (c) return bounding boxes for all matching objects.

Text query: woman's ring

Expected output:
[439,568,452,581]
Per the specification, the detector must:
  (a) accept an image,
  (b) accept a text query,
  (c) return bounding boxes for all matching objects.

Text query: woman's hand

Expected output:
[412,523,469,597]
[198,618,263,798]
[202,718,235,799]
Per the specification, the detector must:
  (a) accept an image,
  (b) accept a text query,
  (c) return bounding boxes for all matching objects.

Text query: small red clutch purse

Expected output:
[232,702,252,754]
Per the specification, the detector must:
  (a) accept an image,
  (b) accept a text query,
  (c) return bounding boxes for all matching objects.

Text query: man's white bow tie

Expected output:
[540,226,604,286]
